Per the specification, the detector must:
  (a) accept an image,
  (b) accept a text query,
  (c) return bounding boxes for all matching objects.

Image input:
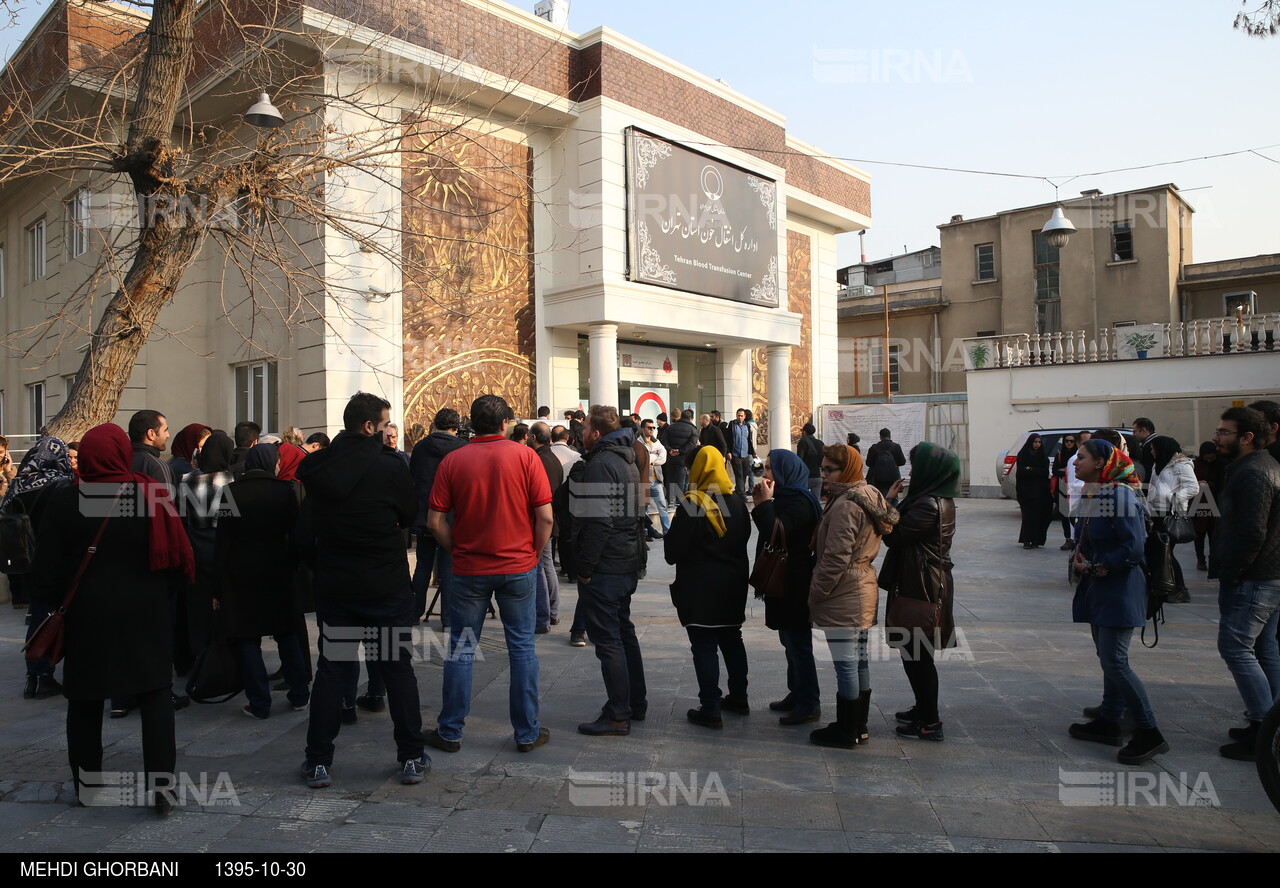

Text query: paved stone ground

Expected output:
[1,499,1277,853]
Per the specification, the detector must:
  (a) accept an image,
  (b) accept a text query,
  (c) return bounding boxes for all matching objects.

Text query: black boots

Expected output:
[1118,726,1170,764]
[1221,721,1260,762]
[1069,717,1126,747]
[854,690,871,744]
[810,696,858,749]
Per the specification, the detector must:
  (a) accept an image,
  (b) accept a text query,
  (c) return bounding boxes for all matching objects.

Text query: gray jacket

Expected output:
[1210,449,1280,586]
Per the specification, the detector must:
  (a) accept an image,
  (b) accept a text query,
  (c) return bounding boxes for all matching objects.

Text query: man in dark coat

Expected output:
[530,422,564,632]
[795,422,825,497]
[866,428,906,496]
[662,409,699,496]
[127,409,185,710]
[229,421,260,480]
[296,392,426,788]
[1210,406,1280,761]
[129,410,174,490]
[571,406,647,736]
[409,408,467,624]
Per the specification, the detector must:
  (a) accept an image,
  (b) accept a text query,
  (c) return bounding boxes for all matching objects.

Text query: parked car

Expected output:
[998,427,1136,499]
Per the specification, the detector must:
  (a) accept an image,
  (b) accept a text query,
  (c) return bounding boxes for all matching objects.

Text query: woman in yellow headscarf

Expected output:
[664,446,752,729]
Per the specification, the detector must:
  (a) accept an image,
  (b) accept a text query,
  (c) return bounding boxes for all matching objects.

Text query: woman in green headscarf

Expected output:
[880,442,961,742]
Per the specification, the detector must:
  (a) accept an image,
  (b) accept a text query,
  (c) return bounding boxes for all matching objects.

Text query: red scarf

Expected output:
[78,424,195,582]
[277,443,306,482]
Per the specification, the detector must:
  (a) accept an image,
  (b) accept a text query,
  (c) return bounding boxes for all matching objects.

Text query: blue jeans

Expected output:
[648,481,671,534]
[437,570,541,744]
[778,628,820,713]
[579,573,647,721]
[534,542,559,629]
[1091,625,1156,730]
[823,628,870,700]
[239,634,310,717]
[1217,579,1280,723]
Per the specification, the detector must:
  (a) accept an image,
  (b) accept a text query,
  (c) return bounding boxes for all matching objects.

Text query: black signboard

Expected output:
[625,128,779,308]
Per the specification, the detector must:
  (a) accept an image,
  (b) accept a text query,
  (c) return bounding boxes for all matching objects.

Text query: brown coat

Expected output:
[809,481,898,629]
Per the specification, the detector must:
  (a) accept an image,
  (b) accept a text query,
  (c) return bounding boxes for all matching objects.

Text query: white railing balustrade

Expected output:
[964,313,1280,369]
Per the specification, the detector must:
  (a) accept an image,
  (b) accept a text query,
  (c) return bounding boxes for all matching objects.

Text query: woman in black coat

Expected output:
[2,437,75,700]
[1015,434,1053,548]
[882,442,961,742]
[751,449,822,725]
[665,447,751,729]
[35,424,195,815]
[215,444,307,719]
[176,430,235,674]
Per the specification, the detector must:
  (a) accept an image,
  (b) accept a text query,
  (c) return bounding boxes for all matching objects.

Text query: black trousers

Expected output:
[305,599,425,767]
[67,686,174,799]
[901,646,939,723]
[686,626,748,711]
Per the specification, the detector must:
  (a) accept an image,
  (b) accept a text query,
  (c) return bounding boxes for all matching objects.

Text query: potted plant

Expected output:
[968,341,991,369]
[1125,331,1158,359]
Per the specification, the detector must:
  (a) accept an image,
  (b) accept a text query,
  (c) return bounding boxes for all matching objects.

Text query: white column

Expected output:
[588,323,619,408]
[767,345,791,452]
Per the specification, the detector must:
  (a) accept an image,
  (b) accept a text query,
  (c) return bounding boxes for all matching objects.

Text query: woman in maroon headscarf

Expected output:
[167,424,211,481]
[34,424,195,816]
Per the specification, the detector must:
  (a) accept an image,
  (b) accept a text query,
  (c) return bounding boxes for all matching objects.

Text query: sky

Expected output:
[3,1,1277,266]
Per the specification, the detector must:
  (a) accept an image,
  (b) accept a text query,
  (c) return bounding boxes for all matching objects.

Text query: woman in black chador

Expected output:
[1016,434,1053,549]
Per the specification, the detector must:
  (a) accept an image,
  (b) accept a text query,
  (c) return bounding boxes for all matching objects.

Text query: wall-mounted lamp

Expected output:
[244,92,285,128]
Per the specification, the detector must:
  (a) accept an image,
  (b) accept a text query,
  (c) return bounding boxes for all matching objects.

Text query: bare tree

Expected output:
[0,0,575,440]
[1235,0,1280,36]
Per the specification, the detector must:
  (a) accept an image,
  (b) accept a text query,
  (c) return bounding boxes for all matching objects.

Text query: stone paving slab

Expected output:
[1,499,1278,853]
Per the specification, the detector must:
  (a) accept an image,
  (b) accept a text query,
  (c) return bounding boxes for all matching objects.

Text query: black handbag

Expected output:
[0,498,37,575]
[749,519,789,599]
[1166,510,1195,545]
[186,615,243,704]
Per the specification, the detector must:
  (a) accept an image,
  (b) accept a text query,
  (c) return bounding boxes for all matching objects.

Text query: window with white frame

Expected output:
[975,243,995,281]
[852,337,901,397]
[27,219,46,281]
[234,361,278,432]
[66,189,91,258]
[28,382,45,434]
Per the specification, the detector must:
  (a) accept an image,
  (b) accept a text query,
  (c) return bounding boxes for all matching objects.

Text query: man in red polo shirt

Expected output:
[426,394,554,754]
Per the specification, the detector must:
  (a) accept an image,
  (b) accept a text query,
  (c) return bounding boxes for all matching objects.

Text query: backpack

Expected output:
[0,498,37,575]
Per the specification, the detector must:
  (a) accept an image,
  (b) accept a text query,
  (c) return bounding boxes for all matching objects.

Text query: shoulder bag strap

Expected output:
[770,517,788,550]
[53,486,122,615]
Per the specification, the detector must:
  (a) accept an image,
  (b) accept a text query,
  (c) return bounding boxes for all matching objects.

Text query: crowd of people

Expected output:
[1012,403,1280,765]
[5,392,1277,816]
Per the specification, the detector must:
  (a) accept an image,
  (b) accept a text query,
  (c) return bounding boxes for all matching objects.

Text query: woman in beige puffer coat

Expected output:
[809,444,898,749]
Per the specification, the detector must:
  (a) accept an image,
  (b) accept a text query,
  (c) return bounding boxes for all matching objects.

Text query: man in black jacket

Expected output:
[796,423,825,497]
[296,392,426,788]
[128,410,174,490]
[409,408,467,624]
[229,421,260,480]
[866,428,906,496]
[571,406,647,736]
[662,409,699,497]
[1210,406,1280,762]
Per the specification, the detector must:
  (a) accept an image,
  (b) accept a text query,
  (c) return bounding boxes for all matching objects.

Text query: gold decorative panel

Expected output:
[751,231,814,449]
[787,231,813,442]
[402,124,536,428]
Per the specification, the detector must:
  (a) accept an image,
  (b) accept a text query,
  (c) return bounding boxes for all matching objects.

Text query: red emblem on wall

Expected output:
[662,357,673,373]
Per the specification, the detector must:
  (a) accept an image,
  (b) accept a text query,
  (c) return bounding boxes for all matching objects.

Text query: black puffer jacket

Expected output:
[663,419,699,457]
[570,429,643,578]
[409,430,466,532]
[296,430,416,605]
[1211,449,1280,586]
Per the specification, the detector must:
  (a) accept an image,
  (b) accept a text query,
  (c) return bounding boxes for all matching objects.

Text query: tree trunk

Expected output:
[46,0,206,442]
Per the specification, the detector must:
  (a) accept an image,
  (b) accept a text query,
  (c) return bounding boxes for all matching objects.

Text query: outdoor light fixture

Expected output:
[244,92,285,128]
[1042,206,1076,249]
